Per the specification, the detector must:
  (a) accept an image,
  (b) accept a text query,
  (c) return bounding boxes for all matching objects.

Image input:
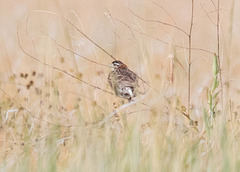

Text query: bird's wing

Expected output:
[117,68,138,83]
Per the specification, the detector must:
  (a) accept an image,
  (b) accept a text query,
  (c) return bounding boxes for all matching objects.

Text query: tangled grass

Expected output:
[0,0,240,171]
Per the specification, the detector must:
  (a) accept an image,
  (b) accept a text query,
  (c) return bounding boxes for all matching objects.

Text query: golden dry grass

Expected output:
[1,0,240,171]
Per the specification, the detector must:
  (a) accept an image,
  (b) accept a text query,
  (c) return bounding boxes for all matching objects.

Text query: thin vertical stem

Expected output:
[188,0,194,115]
[217,0,223,110]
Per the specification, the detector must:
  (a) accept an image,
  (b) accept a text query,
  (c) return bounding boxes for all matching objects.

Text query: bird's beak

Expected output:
[108,64,114,68]
[108,64,115,71]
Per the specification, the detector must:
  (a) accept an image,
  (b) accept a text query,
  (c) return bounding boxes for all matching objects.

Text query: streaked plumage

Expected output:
[108,60,138,101]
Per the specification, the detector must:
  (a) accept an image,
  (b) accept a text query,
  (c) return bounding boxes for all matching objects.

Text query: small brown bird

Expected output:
[108,60,139,101]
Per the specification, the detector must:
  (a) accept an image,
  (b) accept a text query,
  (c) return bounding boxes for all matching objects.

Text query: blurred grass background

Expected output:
[1,0,240,171]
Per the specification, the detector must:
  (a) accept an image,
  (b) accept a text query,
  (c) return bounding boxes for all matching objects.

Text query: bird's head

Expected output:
[111,60,127,70]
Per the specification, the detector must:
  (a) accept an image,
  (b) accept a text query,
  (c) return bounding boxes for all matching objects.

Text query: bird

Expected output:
[108,60,139,102]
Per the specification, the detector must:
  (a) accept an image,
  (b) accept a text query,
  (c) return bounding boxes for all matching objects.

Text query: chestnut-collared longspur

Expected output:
[108,60,138,101]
